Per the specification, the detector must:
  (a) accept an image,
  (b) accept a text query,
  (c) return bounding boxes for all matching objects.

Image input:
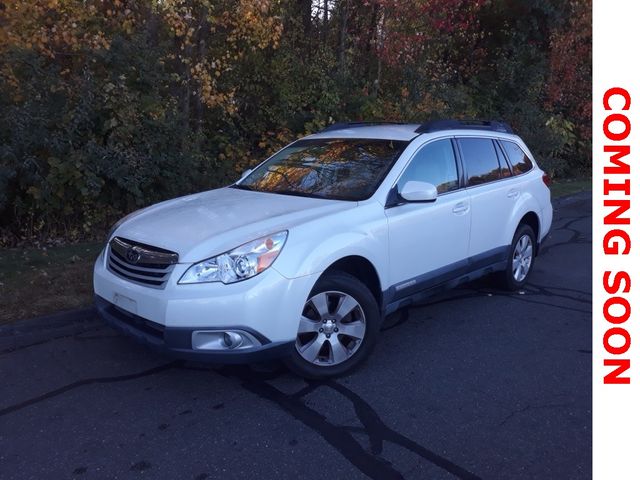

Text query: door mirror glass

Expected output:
[399,181,438,202]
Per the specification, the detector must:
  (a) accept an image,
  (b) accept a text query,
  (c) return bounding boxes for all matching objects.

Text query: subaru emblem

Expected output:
[126,247,141,264]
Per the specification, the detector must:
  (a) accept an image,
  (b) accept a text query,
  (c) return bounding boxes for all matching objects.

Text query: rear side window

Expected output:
[500,141,533,175]
[494,140,512,177]
[397,139,459,194]
[457,138,502,186]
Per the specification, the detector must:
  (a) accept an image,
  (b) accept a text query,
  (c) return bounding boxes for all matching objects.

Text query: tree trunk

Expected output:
[374,9,384,98]
[365,3,379,83]
[323,0,329,43]
[339,0,350,78]
[194,9,208,135]
[298,0,312,36]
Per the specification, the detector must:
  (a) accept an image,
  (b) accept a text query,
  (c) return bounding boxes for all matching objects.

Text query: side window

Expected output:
[457,138,502,186]
[500,140,533,175]
[494,140,512,177]
[397,139,459,194]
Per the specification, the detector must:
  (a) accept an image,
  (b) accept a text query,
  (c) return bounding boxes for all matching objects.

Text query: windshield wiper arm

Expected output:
[230,184,255,191]
[271,189,325,199]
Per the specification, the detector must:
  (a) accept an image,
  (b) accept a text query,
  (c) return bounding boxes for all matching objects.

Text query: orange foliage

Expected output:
[547,0,592,135]
[0,0,282,110]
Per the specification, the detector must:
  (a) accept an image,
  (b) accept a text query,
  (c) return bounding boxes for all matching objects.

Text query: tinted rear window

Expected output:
[500,141,533,175]
[457,138,502,186]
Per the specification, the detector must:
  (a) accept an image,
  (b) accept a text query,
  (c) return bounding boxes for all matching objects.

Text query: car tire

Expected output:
[286,271,381,378]
[501,224,536,291]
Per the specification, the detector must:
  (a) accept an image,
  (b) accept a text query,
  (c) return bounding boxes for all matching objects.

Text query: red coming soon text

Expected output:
[602,87,632,384]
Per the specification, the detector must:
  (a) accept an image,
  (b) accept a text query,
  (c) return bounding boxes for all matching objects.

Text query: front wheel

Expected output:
[286,271,381,378]
[500,224,536,291]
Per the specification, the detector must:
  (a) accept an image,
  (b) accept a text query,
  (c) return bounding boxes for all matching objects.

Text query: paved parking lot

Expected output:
[0,193,591,480]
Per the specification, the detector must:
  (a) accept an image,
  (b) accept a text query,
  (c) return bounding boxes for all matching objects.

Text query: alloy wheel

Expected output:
[512,234,533,282]
[295,291,366,366]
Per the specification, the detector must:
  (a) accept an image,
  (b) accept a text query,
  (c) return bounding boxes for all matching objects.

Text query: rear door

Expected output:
[385,138,471,297]
[456,137,518,266]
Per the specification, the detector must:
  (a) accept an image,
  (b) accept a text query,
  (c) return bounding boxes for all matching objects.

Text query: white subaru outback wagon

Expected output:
[94,120,553,377]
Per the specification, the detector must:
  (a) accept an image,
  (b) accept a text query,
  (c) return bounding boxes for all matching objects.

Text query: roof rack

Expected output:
[321,121,407,132]
[415,120,513,134]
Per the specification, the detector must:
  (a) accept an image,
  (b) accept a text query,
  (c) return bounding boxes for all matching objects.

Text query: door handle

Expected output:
[507,189,520,198]
[452,202,469,215]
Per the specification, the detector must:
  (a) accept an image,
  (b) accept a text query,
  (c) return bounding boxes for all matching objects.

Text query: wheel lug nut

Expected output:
[319,328,324,332]
[334,328,339,332]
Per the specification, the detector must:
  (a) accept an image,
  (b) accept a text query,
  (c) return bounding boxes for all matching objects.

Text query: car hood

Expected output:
[112,187,356,263]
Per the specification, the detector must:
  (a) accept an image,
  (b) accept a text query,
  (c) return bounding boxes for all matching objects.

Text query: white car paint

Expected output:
[94,123,552,361]
[113,187,356,264]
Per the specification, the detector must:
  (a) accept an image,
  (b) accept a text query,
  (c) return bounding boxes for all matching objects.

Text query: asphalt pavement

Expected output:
[0,193,591,480]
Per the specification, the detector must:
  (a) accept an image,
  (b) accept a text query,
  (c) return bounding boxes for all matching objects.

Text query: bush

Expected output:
[0,0,591,246]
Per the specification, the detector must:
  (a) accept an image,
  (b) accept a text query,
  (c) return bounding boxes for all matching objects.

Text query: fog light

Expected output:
[191,330,262,351]
[223,331,243,349]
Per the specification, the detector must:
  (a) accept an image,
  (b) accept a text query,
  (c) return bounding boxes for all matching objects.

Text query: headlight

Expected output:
[178,231,288,285]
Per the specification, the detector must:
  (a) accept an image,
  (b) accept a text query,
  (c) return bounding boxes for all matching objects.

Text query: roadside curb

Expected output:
[0,306,97,335]
[552,190,591,207]
[0,306,102,355]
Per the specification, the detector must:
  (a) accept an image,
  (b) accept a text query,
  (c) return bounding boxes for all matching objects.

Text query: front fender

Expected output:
[273,227,388,287]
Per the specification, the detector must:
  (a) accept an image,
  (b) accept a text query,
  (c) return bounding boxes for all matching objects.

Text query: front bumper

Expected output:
[93,247,319,363]
[96,295,294,363]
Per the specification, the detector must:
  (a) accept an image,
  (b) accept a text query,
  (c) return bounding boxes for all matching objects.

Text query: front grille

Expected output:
[108,237,178,289]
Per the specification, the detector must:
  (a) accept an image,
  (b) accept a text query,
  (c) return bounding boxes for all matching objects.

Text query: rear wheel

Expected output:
[286,272,380,378]
[500,224,536,291]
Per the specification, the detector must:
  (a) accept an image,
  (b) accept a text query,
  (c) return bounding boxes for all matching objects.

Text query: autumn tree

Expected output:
[546,0,592,174]
[0,0,591,245]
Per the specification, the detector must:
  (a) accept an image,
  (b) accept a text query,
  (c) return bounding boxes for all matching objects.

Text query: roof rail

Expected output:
[415,119,513,134]
[321,121,407,132]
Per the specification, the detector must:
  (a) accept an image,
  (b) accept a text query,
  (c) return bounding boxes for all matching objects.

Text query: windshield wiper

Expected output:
[229,184,256,191]
[270,189,326,199]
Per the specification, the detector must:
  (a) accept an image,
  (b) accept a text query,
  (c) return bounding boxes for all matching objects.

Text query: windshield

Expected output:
[235,138,409,201]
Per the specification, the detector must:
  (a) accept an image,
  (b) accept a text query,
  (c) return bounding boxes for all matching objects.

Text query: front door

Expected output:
[385,138,471,299]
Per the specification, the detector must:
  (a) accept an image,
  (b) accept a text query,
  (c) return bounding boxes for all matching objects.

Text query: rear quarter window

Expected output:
[494,140,512,177]
[500,141,534,175]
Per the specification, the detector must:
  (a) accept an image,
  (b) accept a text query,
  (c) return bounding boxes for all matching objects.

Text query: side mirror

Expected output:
[399,181,438,202]
[239,169,252,181]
